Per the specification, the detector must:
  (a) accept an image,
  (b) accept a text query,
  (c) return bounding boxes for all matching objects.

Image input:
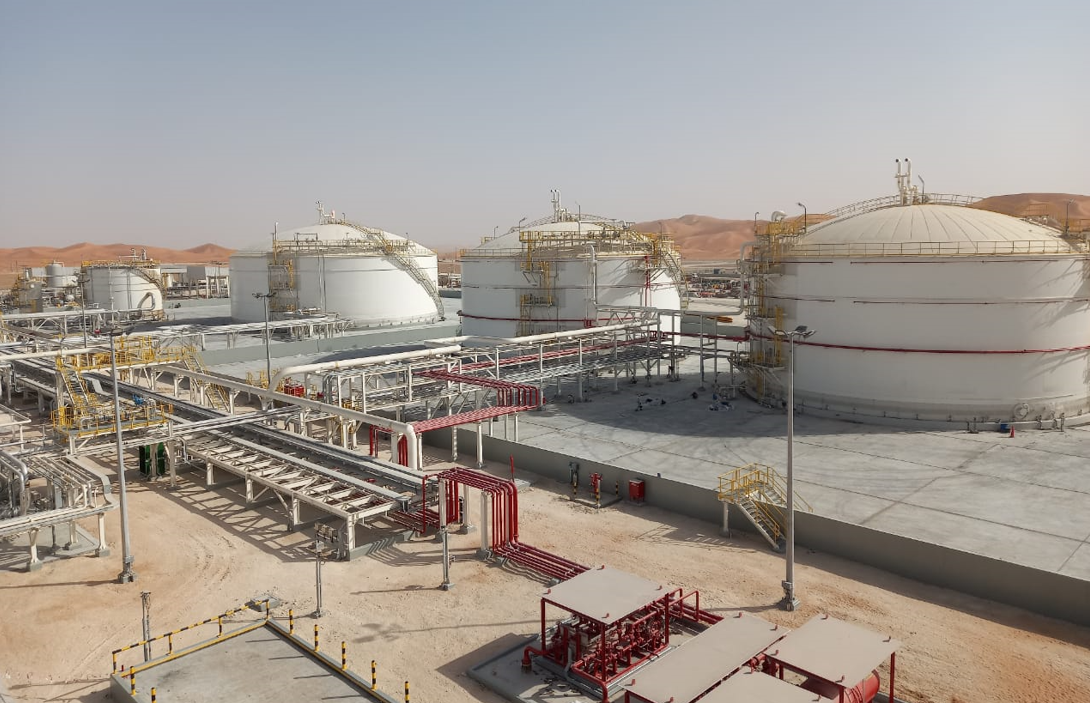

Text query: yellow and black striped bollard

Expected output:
[151,687,157,702]
[341,641,346,670]
[371,660,377,690]
[314,624,320,652]
[405,680,410,703]
[289,609,294,635]
[129,671,136,696]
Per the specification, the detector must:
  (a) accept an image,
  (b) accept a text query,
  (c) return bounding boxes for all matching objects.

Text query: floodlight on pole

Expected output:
[108,324,137,583]
[253,292,276,389]
[797,203,808,232]
[768,324,816,611]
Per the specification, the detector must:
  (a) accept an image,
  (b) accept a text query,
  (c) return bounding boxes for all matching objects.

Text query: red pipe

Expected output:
[750,332,1090,356]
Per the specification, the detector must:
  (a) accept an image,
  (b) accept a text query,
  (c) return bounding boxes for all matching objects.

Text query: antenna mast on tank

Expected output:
[550,189,562,222]
[316,200,325,223]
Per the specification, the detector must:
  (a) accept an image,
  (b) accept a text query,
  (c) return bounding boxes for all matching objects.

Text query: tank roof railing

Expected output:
[462,228,678,260]
[519,211,622,231]
[812,193,983,226]
[270,236,435,258]
[772,237,1085,259]
[81,259,162,269]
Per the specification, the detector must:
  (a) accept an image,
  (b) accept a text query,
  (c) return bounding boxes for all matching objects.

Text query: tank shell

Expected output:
[45,262,67,288]
[763,205,1090,423]
[229,223,440,327]
[461,220,682,337]
[82,265,164,312]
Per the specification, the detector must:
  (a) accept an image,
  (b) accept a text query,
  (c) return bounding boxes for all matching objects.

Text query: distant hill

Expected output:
[971,193,1090,230]
[633,215,760,262]
[0,243,235,271]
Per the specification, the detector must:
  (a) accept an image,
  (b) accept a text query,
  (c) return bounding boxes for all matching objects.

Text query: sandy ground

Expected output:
[1,445,1089,703]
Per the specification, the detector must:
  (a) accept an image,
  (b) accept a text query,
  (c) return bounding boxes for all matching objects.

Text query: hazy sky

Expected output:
[1,1,1087,250]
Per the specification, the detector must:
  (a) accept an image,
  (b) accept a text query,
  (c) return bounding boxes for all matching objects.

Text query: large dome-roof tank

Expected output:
[459,191,686,337]
[745,162,1090,426]
[230,204,443,327]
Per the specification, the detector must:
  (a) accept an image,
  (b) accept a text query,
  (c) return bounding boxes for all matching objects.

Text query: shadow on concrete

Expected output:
[3,678,108,703]
[532,375,906,441]
[364,542,478,570]
[436,632,534,703]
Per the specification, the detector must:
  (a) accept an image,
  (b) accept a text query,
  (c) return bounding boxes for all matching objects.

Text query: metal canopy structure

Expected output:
[623,612,790,703]
[767,615,900,700]
[544,567,669,627]
[701,669,834,703]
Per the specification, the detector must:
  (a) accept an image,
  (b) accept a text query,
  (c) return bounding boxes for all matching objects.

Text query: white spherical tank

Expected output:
[229,213,442,327]
[460,202,683,338]
[82,263,164,312]
[749,203,1090,425]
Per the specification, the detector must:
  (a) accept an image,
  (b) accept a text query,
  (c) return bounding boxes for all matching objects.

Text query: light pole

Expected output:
[754,211,760,236]
[1066,199,1074,235]
[253,292,275,388]
[769,324,815,611]
[108,325,137,583]
[518,217,527,234]
[797,203,808,233]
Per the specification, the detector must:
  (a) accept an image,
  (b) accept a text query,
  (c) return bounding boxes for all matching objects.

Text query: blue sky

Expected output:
[1,1,1087,250]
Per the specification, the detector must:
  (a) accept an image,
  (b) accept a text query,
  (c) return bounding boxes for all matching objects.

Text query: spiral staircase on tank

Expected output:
[340,220,446,321]
[718,463,812,551]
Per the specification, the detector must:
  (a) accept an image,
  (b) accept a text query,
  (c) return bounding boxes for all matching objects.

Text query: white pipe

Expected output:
[491,323,636,345]
[269,345,463,390]
[163,366,417,436]
[0,347,98,362]
[0,449,29,517]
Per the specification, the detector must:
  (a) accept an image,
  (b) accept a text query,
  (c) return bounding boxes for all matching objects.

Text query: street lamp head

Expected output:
[797,202,805,209]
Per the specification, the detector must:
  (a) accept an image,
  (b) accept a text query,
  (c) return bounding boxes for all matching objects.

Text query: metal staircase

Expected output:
[718,463,812,550]
[130,265,164,292]
[652,237,689,310]
[56,357,99,411]
[336,220,445,321]
[178,347,231,413]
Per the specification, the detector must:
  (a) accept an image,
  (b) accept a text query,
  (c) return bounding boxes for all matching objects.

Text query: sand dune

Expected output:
[0,243,235,270]
[3,194,1087,271]
[971,193,1090,228]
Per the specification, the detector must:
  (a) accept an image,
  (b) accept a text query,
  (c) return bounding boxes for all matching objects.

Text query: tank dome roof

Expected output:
[235,222,421,255]
[803,204,1073,248]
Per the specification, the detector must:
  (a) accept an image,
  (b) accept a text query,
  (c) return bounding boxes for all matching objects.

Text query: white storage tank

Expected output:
[81,262,164,313]
[45,261,68,289]
[229,205,442,327]
[747,175,1090,425]
[459,192,685,337]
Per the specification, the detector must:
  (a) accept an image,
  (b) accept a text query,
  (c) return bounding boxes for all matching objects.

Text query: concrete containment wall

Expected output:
[430,427,1090,628]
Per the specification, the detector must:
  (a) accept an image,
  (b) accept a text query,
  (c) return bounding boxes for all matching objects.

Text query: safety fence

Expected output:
[111,603,409,702]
